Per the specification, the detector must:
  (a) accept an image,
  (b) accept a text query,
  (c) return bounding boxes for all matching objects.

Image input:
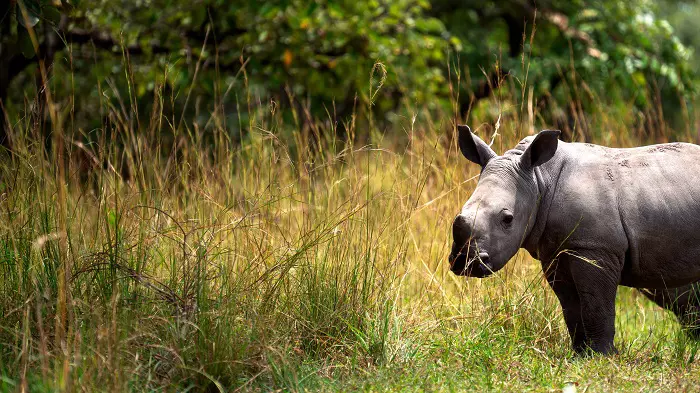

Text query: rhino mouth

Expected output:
[449,246,493,278]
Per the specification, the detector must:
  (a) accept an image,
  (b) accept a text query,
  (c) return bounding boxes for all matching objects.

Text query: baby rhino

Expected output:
[450,125,700,355]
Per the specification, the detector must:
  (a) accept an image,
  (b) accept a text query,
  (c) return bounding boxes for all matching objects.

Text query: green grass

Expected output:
[0,60,699,392]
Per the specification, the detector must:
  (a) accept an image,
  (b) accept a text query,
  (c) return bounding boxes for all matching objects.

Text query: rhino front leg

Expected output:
[566,252,621,355]
[542,261,587,353]
[640,283,700,339]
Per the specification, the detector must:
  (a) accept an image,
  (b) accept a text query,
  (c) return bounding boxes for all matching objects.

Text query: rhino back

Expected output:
[542,141,700,288]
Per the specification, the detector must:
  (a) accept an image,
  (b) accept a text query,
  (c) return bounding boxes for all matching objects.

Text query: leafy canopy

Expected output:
[0,0,696,136]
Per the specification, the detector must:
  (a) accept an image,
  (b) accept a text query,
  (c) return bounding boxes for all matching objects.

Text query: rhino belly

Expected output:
[621,244,700,288]
[619,184,700,288]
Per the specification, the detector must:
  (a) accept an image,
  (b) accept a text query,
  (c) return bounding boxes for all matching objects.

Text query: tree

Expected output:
[430,0,694,134]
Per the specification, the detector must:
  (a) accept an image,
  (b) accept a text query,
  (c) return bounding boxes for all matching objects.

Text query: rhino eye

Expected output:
[502,211,514,225]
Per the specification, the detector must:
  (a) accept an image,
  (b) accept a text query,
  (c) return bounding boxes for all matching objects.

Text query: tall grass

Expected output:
[0,51,698,391]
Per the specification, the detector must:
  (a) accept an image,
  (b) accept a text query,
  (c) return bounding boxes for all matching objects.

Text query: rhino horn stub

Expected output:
[457,125,497,167]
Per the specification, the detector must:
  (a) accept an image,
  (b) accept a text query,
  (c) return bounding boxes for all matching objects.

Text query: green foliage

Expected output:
[1,1,698,138]
[433,0,695,103]
[66,0,454,123]
[581,2,694,97]
[659,0,700,75]
[232,0,453,109]
[2,0,67,58]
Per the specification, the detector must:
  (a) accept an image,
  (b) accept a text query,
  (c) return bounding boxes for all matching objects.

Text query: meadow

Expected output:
[0,61,699,392]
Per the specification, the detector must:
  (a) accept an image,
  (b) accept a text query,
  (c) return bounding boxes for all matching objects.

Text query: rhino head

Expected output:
[449,125,560,277]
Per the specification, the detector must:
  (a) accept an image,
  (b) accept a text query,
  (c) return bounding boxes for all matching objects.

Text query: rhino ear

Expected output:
[521,129,561,168]
[458,125,497,167]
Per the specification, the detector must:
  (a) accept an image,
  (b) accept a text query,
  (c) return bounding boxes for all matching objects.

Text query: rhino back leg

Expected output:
[639,283,700,339]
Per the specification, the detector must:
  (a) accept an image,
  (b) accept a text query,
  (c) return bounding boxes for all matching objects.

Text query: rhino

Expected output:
[449,125,700,355]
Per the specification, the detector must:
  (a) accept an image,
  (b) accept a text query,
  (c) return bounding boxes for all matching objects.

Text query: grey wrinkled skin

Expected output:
[450,125,700,355]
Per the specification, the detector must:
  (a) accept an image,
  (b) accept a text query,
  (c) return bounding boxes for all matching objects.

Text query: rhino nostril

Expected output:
[477,252,490,266]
